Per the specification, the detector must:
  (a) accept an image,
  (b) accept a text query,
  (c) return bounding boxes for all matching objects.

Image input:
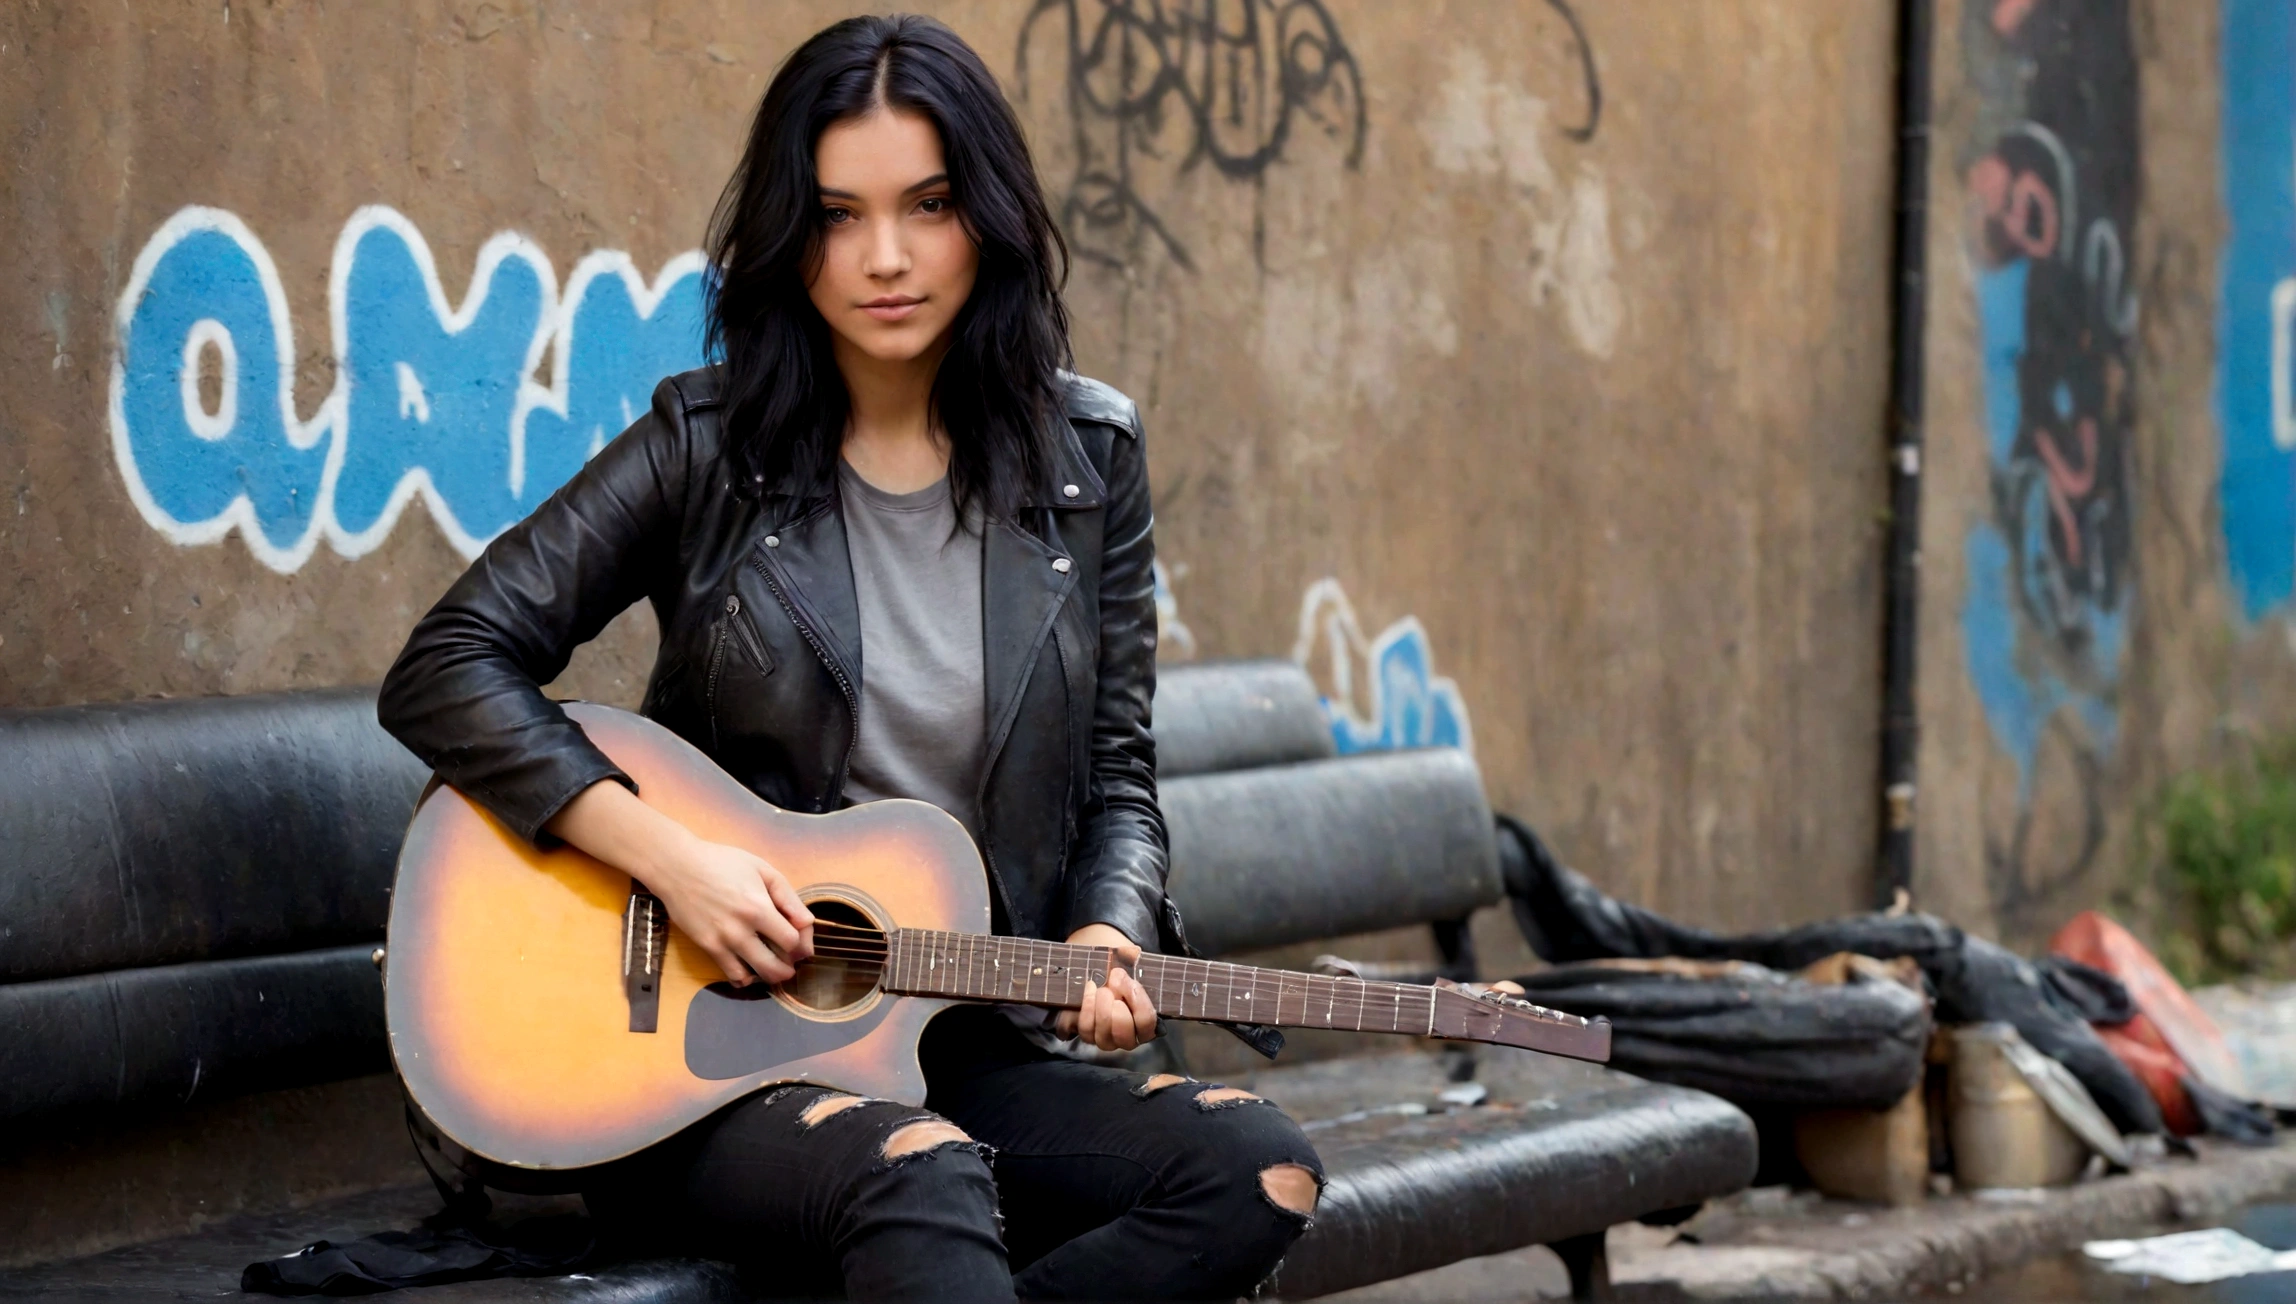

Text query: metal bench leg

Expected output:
[1431,916,1478,981]
[1552,1231,1611,1302]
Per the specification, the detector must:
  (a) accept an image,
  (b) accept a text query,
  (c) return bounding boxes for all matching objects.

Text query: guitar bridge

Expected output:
[624,883,669,1033]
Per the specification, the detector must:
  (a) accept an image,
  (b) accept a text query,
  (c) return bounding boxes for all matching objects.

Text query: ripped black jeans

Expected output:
[581,1007,1323,1301]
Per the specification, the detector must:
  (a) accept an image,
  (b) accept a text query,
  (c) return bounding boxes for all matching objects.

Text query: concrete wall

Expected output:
[1,1,1900,930]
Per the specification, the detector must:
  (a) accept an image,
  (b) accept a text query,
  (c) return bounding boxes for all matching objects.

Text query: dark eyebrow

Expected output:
[816,174,950,201]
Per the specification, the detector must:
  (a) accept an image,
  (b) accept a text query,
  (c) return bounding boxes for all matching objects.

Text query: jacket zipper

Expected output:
[750,553,859,807]
[705,594,736,753]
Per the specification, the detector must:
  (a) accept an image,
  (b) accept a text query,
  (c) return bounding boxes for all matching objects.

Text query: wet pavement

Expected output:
[1954,1202,2296,1301]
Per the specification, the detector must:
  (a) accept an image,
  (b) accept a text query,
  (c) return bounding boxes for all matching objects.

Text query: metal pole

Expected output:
[1878,0,1934,906]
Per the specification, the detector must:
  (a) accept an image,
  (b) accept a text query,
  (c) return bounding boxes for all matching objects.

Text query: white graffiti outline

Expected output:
[110,204,706,573]
[2009,120,2079,262]
[2273,277,2296,453]
[1289,576,1474,755]
[179,318,239,441]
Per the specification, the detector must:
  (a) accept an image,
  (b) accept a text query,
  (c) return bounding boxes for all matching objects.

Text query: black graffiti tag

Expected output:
[1016,0,1367,268]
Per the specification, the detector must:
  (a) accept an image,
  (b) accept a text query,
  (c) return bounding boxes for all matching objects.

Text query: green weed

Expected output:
[2154,736,2296,984]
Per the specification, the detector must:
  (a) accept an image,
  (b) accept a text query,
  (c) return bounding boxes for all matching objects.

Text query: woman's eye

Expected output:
[822,207,853,225]
[918,196,949,214]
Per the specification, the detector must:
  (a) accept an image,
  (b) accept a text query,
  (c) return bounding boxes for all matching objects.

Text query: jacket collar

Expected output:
[754,411,1098,783]
[1022,409,1106,510]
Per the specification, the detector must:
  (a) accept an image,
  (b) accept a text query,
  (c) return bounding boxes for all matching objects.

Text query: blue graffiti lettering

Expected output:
[112,208,331,569]
[109,205,707,571]
[519,253,710,510]
[2220,0,2296,617]
[332,211,550,552]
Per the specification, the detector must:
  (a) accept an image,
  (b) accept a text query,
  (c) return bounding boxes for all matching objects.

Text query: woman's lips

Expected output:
[860,297,923,322]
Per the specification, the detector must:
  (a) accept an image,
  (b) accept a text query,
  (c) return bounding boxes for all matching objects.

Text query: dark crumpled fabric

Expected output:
[241,1212,593,1295]
[1507,963,1932,1111]
[2187,1075,2279,1146]
[1496,815,2168,1137]
[2035,955,2139,1026]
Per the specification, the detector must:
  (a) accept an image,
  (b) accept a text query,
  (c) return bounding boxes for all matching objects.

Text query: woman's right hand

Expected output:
[545,779,815,985]
[642,836,816,985]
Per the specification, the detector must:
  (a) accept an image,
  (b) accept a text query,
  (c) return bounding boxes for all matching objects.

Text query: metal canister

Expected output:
[1948,1022,2090,1190]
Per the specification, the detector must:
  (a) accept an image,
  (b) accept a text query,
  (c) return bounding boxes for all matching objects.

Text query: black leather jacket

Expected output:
[378,367,1171,950]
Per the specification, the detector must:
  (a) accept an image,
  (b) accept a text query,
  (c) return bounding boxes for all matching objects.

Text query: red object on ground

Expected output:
[2093,1017,2202,1135]
[2050,911,2249,1120]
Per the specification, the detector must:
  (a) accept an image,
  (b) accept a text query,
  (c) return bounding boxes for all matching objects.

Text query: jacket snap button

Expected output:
[1062,484,1080,498]
[764,535,780,548]
[1052,557,1072,573]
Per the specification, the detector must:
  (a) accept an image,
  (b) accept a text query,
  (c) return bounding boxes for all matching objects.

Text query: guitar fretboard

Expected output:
[881,928,1440,1036]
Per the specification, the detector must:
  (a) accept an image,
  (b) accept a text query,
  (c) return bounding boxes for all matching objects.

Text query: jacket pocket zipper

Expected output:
[727,598,774,675]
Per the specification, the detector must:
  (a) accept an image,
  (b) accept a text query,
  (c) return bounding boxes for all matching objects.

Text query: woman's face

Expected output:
[807,107,979,367]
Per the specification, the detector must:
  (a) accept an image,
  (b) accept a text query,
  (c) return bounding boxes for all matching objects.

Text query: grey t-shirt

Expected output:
[837,461,1078,1053]
[837,460,987,833]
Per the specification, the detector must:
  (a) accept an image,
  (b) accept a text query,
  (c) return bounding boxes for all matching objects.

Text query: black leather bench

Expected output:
[0,664,1755,1298]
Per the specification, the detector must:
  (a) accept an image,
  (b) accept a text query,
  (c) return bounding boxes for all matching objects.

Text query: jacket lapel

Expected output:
[753,492,863,689]
[980,414,1108,779]
[980,513,1078,781]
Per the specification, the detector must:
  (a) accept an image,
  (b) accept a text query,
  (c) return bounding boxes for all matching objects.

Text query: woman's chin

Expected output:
[840,329,944,367]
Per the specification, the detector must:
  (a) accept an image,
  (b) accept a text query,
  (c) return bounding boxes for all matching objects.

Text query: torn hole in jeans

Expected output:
[798,1093,876,1128]
[1192,1086,1268,1112]
[1257,1163,1321,1220]
[874,1118,996,1173]
[1135,1073,1192,1098]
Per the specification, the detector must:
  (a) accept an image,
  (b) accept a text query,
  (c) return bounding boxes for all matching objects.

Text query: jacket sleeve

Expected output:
[376,377,696,845]
[1061,408,1170,950]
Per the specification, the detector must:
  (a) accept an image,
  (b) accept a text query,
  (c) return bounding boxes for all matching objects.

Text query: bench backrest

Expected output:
[0,662,1497,1123]
[1154,660,1502,955]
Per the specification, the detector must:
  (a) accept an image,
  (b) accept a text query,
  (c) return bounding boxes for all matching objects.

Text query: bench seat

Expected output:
[0,1048,1753,1301]
[1242,1049,1758,1297]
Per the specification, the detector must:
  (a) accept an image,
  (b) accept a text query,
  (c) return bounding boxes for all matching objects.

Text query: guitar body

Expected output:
[386,703,986,1171]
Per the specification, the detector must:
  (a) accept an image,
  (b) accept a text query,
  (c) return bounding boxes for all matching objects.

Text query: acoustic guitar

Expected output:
[385,703,1610,1170]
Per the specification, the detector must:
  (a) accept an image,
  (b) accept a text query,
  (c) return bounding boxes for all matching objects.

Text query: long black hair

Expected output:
[706,14,1070,521]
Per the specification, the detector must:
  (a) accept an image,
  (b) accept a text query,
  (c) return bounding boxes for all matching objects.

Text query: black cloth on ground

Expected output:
[1495,814,2168,1136]
[1505,963,1931,1111]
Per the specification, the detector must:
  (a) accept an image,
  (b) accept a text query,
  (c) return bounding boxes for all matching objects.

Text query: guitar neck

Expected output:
[877,927,1608,1061]
[882,927,1431,1034]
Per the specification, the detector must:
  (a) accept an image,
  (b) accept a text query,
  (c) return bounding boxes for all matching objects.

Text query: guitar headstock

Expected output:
[1429,981,1611,1063]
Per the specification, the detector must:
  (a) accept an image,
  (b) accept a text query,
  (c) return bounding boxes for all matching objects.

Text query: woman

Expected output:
[378,13,1320,1301]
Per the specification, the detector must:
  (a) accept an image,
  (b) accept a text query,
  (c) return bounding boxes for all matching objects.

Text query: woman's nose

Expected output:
[862,217,909,279]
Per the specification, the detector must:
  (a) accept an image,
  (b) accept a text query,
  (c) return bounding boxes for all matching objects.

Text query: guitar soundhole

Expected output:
[777,898,885,1017]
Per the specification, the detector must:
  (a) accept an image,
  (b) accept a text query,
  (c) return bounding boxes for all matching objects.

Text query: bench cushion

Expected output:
[1152,659,1336,777]
[0,688,427,983]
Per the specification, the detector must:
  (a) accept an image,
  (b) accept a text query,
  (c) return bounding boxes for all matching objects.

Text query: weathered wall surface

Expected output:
[0,1,1899,929]
[1913,0,2296,947]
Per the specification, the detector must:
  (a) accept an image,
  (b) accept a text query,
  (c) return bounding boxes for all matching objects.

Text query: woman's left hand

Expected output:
[1056,923,1159,1051]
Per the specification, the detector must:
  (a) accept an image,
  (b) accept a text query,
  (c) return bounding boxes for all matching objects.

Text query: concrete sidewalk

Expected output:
[1325,1138,2296,1301]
